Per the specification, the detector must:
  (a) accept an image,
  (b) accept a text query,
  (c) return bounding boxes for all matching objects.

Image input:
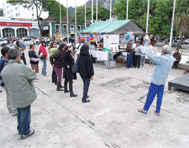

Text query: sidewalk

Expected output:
[0,46,189,148]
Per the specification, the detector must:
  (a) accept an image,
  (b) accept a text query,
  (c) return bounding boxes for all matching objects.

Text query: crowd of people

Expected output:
[0,36,187,141]
[0,38,94,140]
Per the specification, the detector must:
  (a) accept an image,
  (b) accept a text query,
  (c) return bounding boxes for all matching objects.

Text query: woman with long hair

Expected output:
[49,42,58,84]
[63,44,77,97]
[39,41,48,76]
[50,44,66,91]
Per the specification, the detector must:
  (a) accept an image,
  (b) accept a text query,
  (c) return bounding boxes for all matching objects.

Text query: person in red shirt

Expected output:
[39,41,48,76]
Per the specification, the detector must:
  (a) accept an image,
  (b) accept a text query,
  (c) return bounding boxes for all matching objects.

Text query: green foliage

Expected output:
[72,5,110,25]
[113,0,187,37]
[48,1,66,21]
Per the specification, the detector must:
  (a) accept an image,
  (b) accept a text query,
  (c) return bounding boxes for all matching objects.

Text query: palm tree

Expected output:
[175,0,189,48]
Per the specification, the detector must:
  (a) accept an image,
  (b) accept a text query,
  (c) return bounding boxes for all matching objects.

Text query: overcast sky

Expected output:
[0,0,89,8]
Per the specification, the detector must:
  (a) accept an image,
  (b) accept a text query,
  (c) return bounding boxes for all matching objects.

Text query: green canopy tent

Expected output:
[79,20,145,35]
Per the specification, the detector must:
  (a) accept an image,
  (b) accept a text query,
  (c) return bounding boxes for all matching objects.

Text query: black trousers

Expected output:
[64,78,73,92]
[82,78,90,101]
[133,52,136,67]
[52,68,57,83]
[135,55,141,68]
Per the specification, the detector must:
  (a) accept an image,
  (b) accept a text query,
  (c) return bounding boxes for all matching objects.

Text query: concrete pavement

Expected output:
[0,46,189,148]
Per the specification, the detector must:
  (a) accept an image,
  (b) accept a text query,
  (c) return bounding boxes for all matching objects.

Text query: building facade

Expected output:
[42,15,88,39]
[1,0,48,20]
[0,17,39,38]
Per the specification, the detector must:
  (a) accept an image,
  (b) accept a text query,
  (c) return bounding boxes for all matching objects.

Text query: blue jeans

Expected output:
[42,59,47,75]
[140,56,145,66]
[143,83,164,113]
[149,60,154,65]
[127,54,133,67]
[174,61,179,68]
[82,78,90,102]
[17,105,31,135]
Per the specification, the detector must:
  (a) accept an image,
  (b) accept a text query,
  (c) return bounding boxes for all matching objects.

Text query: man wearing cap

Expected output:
[126,39,134,68]
[138,40,175,116]
[20,43,27,65]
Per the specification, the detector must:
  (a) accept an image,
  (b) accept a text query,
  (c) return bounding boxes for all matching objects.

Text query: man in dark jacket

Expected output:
[173,49,181,70]
[126,39,134,68]
[78,45,94,103]
[0,47,17,116]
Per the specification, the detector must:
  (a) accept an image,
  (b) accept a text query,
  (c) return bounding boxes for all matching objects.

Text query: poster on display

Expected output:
[103,35,119,52]
[86,36,90,43]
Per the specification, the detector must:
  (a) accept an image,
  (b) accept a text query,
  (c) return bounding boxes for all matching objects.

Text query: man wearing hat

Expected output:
[20,43,27,65]
[126,39,134,68]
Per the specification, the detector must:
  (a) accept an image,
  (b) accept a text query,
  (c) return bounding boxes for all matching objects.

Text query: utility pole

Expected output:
[170,0,177,46]
[146,0,150,35]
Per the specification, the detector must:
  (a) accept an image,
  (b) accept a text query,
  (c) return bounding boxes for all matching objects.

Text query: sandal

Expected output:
[138,109,147,114]
[154,111,160,116]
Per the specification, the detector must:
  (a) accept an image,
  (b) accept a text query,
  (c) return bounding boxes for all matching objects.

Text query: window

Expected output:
[55,24,59,32]
[16,28,27,38]
[70,25,74,33]
[63,24,67,32]
[2,28,15,37]
[78,25,81,31]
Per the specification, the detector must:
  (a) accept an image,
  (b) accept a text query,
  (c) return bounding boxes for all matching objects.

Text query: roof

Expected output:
[79,20,145,35]
[41,15,73,23]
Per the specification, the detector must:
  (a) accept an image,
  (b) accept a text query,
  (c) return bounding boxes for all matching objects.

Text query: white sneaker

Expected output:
[45,74,49,76]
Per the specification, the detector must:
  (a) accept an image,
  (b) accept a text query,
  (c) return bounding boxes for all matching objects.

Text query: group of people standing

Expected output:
[0,38,94,140]
[126,40,157,68]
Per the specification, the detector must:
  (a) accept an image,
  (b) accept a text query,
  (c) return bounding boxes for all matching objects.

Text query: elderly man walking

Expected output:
[138,40,175,116]
[1,49,37,140]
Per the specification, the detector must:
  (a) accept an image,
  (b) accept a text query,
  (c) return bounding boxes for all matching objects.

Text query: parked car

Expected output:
[2,37,10,44]
[21,37,36,46]
[35,37,50,44]
[12,37,21,43]
[0,39,8,46]
[167,40,180,47]
[185,39,189,44]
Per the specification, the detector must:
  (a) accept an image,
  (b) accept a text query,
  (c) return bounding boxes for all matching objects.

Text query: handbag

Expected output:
[72,60,79,73]
[38,50,45,59]
[40,54,45,59]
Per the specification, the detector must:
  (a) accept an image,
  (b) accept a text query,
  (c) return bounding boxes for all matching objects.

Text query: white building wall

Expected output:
[2,0,48,20]
[0,17,40,37]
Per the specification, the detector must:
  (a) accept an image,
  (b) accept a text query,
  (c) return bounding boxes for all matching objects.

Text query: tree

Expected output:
[72,5,110,25]
[175,0,189,47]
[7,0,66,38]
[113,0,175,37]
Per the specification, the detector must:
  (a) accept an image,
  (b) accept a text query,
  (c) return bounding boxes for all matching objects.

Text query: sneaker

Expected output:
[45,74,49,76]
[20,129,35,140]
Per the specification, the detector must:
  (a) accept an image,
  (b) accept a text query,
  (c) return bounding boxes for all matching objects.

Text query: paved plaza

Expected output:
[0,46,189,148]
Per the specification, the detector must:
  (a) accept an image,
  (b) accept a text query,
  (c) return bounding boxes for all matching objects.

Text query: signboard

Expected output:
[0,22,32,27]
[43,26,49,30]
[103,35,119,52]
